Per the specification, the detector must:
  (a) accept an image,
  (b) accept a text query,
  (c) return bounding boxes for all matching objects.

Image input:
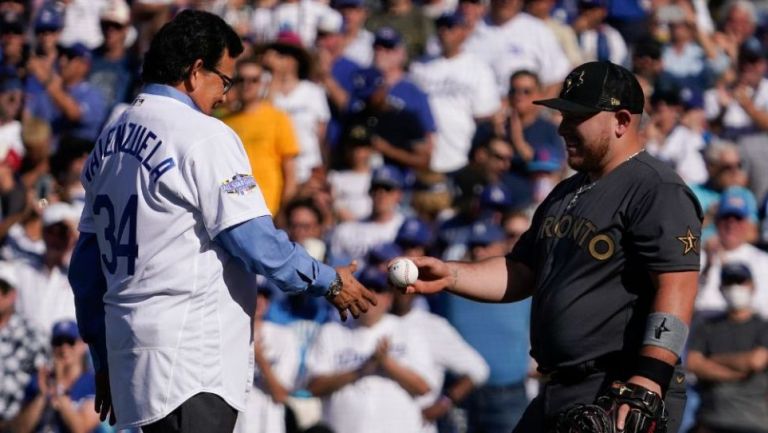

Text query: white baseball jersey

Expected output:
[401,309,489,433]
[476,13,570,94]
[306,314,436,433]
[343,30,374,68]
[715,78,768,130]
[13,259,76,336]
[234,322,299,433]
[272,81,331,183]
[327,169,372,221]
[329,213,405,264]
[647,125,708,185]
[78,86,270,429]
[410,52,500,173]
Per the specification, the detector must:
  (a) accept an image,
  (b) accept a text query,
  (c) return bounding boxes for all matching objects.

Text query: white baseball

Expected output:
[388,257,419,288]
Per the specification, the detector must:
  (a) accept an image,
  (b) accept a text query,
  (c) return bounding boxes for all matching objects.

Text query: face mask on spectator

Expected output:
[722,284,752,310]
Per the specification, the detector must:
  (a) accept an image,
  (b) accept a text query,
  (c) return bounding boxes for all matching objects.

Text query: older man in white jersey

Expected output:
[67,10,376,433]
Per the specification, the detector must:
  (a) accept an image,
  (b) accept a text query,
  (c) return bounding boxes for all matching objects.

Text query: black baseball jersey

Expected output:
[508,151,703,371]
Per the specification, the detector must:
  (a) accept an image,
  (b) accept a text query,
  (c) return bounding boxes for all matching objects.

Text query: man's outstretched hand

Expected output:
[327,261,378,321]
[391,256,453,295]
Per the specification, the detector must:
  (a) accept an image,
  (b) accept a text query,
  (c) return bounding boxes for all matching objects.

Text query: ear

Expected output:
[614,110,632,138]
[185,59,205,92]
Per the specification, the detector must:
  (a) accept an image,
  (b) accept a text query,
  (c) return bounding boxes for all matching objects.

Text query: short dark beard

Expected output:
[569,133,611,174]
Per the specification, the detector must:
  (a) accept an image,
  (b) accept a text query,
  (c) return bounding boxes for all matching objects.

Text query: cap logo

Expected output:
[610,97,620,106]
[563,70,585,95]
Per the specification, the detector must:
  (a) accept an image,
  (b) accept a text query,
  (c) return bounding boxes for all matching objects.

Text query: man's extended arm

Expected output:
[403,255,535,303]
[215,215,376,320]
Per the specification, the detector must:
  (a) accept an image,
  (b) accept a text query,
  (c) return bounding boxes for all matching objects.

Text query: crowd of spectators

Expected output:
[4,0,768,432]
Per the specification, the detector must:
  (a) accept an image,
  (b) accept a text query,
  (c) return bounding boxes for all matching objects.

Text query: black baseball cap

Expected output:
[534,61,644,114]
[721,262,752,285]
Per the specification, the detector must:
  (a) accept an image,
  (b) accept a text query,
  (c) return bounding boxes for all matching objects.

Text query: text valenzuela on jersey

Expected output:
[82,120,176,184]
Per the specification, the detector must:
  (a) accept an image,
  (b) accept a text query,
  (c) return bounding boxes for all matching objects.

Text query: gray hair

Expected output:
[720,0,758,25]
[704,139,740,164]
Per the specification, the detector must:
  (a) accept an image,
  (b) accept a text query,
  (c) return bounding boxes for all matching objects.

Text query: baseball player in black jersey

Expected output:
[396,61,703,433]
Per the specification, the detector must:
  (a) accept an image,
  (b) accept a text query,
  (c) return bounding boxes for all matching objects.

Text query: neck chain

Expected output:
[565,149,645,211]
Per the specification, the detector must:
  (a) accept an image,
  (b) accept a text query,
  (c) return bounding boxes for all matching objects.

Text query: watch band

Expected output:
[325,272,343,299]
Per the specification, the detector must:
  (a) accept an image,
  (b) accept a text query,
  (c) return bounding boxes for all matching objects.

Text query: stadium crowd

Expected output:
[2,0,768,432]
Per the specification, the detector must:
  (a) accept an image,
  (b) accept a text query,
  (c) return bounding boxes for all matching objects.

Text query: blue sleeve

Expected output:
[215,216,336,297]
[414,88,436,133]
[67,232,109,373]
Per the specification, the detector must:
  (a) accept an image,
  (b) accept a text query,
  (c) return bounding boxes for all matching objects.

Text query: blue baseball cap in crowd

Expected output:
[0,75,23,93]
[716,187,755,220]
[352,67,385,100]
[579,0,608,8]
[373,26,402,48]
[738,38,766,64]
[371,165,405,190]
[51,319,80,341]
[435,11,467,28]
[368,242,403,265]
[468,221,506,246]
[357,266,390,292]
[721,262,753,284]
[62,42,93,62]
[679,87,704,110]
[396,217,432,247]
[333,0,363,8]
[528,148,563,173]
[34,4,63,33]
[479,184,513,210]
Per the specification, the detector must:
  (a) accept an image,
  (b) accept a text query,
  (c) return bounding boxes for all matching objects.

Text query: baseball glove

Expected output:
[554,381,667,433]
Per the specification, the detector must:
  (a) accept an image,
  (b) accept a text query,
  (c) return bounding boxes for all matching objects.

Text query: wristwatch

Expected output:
[325,273,343,299]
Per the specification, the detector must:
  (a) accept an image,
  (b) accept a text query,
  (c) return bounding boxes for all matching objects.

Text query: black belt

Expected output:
[540,352,629,385]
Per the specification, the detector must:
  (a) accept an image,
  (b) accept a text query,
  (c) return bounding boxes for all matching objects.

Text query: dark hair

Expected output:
[509,69,541,89]
[141,10,244,85]
[0,278,13,295]
[236,53,263,70]
[285,198,324,226]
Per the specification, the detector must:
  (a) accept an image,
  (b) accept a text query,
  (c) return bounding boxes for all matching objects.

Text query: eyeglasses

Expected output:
[207,66,234,94]
[52,336,77,347]
[719,162,743,172]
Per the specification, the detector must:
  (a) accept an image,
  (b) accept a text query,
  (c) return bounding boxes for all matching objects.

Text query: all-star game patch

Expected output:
[221,174,257,195]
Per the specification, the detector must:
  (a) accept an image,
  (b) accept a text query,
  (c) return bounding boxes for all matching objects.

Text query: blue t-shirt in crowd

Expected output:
[24,370,100,433]
[26,80,108,142]
[442,296,532,385]
[388,79,436,133]
[89,50,140,110]
[326,57,363,148]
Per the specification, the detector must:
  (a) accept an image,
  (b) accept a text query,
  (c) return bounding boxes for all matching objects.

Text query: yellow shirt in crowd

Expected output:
[225,103,300,214]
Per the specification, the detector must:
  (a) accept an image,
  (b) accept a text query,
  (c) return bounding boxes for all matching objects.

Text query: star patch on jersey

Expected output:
[676,227,699,255]
[221,174,257,196]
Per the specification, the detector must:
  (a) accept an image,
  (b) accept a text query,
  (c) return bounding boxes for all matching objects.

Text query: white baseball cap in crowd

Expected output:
[101,0,131,26]
[42,202,80,227]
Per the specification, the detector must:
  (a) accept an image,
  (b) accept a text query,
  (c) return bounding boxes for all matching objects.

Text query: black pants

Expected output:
[513,366,687,433]
[142,393,238,433]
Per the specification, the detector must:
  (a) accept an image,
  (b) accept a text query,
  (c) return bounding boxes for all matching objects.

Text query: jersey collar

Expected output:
[142,84,201,112]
